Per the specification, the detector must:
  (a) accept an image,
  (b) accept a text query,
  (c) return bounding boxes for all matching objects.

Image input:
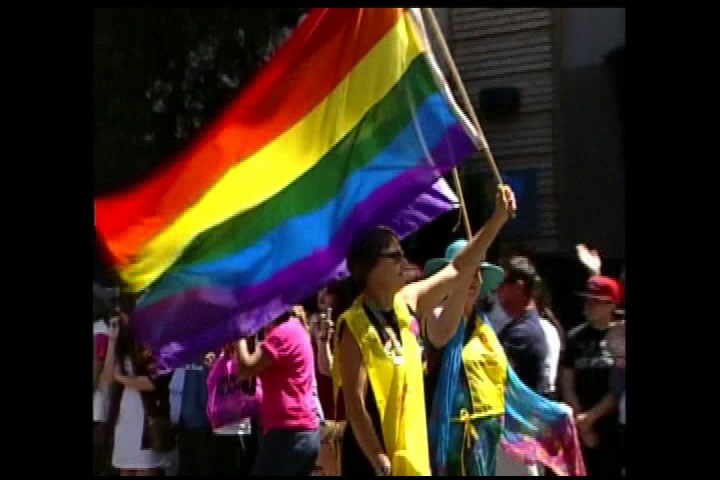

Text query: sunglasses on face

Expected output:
[379,250,405,263]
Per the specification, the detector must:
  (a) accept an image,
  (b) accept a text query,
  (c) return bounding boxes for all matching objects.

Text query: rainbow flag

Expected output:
[95,8,478,369]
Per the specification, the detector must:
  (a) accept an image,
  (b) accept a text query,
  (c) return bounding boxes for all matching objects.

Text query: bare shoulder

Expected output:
[399,281,425,312]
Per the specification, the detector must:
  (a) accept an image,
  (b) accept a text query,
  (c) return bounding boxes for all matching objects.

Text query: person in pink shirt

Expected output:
[234,310,320,476]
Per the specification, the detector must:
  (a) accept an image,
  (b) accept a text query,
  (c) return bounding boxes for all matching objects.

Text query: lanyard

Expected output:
[363,300,404,364]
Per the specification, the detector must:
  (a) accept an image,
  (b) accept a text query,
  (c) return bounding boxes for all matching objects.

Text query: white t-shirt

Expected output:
[93,320,110,422]
[538,317,561,395]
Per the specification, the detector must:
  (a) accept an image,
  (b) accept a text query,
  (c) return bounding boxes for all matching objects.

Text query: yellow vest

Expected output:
[332,293,431,476]
[461,315,508,418]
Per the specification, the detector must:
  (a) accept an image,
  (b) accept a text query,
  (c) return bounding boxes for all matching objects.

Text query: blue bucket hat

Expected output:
[423,239,505,299]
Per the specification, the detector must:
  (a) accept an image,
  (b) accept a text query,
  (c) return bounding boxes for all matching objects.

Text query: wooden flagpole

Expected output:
[422,8,514,233]
[423,8,505,187]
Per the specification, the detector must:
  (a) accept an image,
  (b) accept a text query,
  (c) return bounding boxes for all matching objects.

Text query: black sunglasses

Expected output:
[379,250,405,262]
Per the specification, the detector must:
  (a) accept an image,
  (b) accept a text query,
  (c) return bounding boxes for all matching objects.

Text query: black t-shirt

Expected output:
[561,322,617,429]
[498,310,548,393]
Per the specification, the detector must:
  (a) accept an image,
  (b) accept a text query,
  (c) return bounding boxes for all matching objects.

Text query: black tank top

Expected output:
[337,304,401,475]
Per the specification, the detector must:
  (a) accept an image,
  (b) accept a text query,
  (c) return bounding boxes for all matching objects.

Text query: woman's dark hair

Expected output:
[326,276,358,321]
[105,322,155,447]
[346,226,399,290]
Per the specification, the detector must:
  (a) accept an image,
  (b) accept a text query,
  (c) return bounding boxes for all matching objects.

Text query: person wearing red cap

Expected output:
[560,273,622,477]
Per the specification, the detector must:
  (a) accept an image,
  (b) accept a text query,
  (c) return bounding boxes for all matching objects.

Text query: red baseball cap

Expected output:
[577,275,621,304]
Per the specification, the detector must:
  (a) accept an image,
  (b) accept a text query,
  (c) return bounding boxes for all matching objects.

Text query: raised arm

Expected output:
[576,244,602,276]
[402,185,516,318]
[235,337,274,380]
[424,274,473,348]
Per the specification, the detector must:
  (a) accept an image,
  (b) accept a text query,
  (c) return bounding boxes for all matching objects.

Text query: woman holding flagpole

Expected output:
[423,243,587,476]
[422,246,507,476]
[332,185,516,476]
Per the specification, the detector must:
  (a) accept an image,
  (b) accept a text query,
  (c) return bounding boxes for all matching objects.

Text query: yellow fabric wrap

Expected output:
[332,293,431,476]
[460,315,508,419]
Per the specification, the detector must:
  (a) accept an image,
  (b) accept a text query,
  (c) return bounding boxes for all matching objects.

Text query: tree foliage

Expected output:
[93,7,307,196]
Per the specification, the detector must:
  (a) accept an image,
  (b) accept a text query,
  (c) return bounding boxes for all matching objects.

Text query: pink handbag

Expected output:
[206,351,263,429]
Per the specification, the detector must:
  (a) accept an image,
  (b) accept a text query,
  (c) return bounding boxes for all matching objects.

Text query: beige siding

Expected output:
[449,8,558,248]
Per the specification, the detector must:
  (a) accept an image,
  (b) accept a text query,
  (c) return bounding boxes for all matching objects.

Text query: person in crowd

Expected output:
[173,355,213,476]
[210,341,261,476]
[310,280,355,475]
[422,242,508,475]
[425,244,587,477]
[311,280,355,418]
[534,278,564,401]
[532,280,565,477]
[331,185,516,476]
[568,244,623,476]
[108,302,172,476]
[94,305,120,475]
[496,257,549,394]
[493,256,549,476]
[233,309,320,476]
[560,275,622,477]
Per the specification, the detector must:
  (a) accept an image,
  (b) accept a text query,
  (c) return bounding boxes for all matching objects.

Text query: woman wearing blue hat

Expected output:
[424,241,587,476]
[423,241,508,476]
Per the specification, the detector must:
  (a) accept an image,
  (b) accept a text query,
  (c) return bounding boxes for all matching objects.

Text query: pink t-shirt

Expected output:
[259,317,318,433]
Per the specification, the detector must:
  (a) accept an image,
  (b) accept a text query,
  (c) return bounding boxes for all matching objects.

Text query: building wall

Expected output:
[447,8,559,252]
[434,8,624,260]
[556,8,625,258]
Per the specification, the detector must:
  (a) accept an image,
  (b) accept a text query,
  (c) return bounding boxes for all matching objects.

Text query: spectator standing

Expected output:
[560,275,622,477]
[534,280,564,400]
[109,316,172,475]
[94,309,120,475]
[210,342,261,476]
[234,311,320,476]
[496,257,549,394]
[175,357,214,476]
[494,256,549,476]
